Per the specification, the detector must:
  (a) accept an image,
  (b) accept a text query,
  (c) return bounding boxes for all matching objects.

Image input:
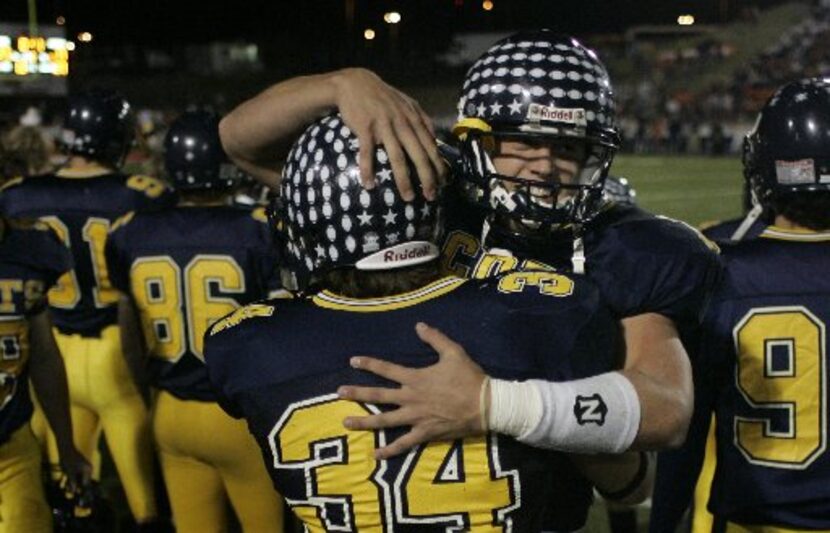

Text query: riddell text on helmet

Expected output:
[384,243,433,262]
[527,104,587,126]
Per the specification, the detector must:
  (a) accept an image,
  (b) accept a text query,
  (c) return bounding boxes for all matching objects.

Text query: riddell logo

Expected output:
[527,104,587,126]
[383,244,433,262]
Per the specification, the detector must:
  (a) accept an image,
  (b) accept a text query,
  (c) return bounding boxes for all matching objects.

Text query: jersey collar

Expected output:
[312,276,466,312]
[761,225,830,242]
[56,164,114,179]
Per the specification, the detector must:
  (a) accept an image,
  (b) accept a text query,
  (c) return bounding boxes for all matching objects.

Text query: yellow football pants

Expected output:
[32,325,157,521]
[692,416,717,533]
[153,390,284,533]
[0,425,51,533]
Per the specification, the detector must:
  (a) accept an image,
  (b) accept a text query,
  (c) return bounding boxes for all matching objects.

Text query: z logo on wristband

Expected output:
[574,394,608,426]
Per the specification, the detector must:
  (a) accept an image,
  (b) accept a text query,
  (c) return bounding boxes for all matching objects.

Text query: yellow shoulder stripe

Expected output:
[110,211,136,232]
[313,276,466,312]
[209,303,275,337]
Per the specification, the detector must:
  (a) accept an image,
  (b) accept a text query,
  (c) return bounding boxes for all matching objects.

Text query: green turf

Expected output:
[612,154,744,227]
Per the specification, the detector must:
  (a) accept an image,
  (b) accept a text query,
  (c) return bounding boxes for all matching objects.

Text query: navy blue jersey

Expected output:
[653,226,830,531]
[700,216,766,243]
[105,205,279,401]
[0,173,174,335]
[205,270,621,532]
[444,200,721,329]
[0,218,72,444]
[442,194,721,530]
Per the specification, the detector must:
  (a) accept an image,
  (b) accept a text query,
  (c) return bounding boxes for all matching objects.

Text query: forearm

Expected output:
[621,364,692,450]
[219,71,342,185]
[28,311,74,457]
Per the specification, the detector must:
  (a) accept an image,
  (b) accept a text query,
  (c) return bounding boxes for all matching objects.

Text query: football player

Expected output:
[105,110,285,533]
[0,216,90,532]
[218,31,720,531]
[0,89,174,529]
[204,114,640,531]
[650,79,830,532]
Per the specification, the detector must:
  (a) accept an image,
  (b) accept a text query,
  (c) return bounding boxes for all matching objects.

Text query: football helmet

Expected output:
[274,114,442,291]
[743,78,830,205]
[164,110,238,191]
[61,89,135,168]
[453,30,620,229]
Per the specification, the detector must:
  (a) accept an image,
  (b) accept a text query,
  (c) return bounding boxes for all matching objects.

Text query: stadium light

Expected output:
[677,14,695,25]
[364,29,376,40]
[483,0,494,11]
[56,16,65,25]
[66,41,76,51]
[78,32,93,43]
[383,12,402,24]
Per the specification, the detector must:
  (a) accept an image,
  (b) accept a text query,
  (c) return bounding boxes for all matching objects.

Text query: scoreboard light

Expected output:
[0,33,71,77]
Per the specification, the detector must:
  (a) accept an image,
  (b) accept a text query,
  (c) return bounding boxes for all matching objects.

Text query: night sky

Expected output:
[3,0,791,45]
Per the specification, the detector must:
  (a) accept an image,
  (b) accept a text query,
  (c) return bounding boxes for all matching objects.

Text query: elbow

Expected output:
[218,116,241,164]
[653,393,693,450]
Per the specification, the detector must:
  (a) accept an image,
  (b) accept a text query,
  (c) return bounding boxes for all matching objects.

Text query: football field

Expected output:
[613,154,745,228]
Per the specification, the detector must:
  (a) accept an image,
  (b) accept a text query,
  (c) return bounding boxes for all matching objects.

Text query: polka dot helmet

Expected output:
[453,31,621,227]
[274,114,442,291]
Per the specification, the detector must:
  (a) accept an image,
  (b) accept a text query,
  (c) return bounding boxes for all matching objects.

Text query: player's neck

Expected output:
[773,215,809,231]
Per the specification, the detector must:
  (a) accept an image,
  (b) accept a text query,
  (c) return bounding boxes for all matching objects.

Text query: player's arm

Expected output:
[571,451,655,506]
[118,295,150,402]
[340,318,690,458]
[28,308,92,489]
[219,68,444,198]
[618,312,693,449]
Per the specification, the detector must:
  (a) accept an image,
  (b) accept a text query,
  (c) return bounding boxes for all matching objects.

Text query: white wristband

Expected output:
[489,372,640,454]
[488,378,543,438]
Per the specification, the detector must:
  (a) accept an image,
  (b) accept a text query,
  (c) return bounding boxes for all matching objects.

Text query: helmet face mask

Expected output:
[460,128,615,229]
[454,31,620,231]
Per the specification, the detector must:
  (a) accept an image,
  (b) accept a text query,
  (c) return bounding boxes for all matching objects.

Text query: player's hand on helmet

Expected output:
[331,68,446,201]
[339,322,487,459]
[59,447,93,493]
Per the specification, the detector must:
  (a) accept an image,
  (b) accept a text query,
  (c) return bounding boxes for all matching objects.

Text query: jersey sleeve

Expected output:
[104,212,135,294]
[595,217,723,327]
[202,326,244,419]
[34,222,73,288]
[28,222,73,315]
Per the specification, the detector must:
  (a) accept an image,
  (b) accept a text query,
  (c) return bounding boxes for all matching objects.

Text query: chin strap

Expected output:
[571,223,586,274]
[730,193,764,242]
